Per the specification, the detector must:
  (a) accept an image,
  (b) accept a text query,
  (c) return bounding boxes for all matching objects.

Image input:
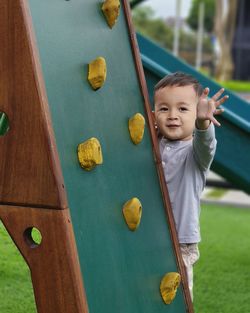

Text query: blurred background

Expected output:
[130,0,250,207]
[131,0,250,84]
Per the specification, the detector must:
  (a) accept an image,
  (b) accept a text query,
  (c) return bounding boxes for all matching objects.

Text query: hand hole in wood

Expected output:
[24,227,42,248]
[0,111,10,136]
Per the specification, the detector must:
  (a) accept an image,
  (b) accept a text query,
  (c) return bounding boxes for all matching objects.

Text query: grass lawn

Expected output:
[218,80,250,92]
[194,204,250,313]
[0,222,36,313]
[1,204,250,312]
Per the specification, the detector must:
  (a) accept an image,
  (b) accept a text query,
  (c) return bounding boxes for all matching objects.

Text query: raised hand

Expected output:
[197,87,229,127]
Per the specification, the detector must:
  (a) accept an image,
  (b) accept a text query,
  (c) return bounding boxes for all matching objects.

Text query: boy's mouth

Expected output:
[167,124,180,128]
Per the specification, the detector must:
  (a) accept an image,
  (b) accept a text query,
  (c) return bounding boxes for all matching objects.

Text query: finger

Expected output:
[215,95,229,107]
[213,108,224,115]
[200,87,209,99]
[211,116,221,127]
[211,88,225,101]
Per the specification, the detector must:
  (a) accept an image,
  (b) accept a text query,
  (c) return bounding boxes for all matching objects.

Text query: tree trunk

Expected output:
[215,0,238,80]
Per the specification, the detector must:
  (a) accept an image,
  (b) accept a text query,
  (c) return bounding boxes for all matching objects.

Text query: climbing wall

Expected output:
[27,0,190,311]
[0,0,193,312]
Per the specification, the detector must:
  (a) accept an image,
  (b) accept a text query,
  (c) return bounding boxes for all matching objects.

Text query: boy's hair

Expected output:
[154,71,203,97]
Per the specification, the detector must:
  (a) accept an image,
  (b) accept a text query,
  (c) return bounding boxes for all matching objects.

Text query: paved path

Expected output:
[201,172,250,208]
[237,92,250,103]
[202,189,250,208]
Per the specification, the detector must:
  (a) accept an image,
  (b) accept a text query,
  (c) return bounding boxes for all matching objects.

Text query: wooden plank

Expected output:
[0,205,88,313]
[0,0,67,209]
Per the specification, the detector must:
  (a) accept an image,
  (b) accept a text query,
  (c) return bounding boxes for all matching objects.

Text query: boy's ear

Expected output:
[151,110,156,124]
[151,111,158,131]
[151,110,161,138]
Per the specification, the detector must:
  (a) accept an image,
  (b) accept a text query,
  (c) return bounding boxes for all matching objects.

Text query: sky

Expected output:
[140,0,192,18]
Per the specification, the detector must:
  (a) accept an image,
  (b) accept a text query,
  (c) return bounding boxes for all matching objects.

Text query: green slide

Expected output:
[137,33,250,194]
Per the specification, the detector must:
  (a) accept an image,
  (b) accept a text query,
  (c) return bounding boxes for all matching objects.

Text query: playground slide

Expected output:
[137,33,250,195]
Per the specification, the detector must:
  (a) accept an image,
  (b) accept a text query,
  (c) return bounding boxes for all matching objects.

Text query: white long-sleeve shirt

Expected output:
[159,124,217,243]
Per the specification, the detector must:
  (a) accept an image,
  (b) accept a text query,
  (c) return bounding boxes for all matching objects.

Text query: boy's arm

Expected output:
[193,123,217,171]
[193,87,229,171]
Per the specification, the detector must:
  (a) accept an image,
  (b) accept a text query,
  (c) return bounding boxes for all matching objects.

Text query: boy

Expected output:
[154,72,228,299]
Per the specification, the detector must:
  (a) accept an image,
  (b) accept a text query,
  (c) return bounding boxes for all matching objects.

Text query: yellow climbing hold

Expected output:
[102,0,120,28]
[160,272,181,305]
[78,138,103,171]
[128,113,145,144]
[122,197,142,231]
[88,57,107,90]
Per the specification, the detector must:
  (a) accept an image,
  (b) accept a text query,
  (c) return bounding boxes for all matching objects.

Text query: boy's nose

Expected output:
[167,114,178,120]
[168,116,178,120]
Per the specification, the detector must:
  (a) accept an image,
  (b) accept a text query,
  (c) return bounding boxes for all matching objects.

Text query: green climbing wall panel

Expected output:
[28,0,187,312]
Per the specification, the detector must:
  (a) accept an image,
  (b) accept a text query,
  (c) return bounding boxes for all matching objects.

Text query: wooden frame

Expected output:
[0,1,88,312]
[0,205,88,313]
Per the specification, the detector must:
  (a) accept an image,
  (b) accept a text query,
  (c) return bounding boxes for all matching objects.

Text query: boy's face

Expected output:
[154,85,198,141]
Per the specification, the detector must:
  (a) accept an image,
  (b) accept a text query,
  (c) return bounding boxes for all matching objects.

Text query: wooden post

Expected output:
[0,1,88,312]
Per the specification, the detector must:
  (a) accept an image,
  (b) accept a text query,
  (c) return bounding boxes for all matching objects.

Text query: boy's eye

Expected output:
[159,107,168,112]
[179,107,188,112]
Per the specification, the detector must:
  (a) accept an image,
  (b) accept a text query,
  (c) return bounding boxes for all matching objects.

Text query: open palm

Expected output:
[197,87,228,126]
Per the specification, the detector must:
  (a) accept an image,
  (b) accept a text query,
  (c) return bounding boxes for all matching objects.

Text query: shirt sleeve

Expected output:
[193,123,217,171]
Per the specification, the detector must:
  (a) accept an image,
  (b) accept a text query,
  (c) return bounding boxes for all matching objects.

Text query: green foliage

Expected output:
[179,30,213,53]
[194,204,250,312]
[130,0,146,9]
[31,227,42,245]
[205,188,227,199]
[187,0,215,33]
[0,112,10,136]
[218,81,250,92]
[132,6,173,50]
[132,6,213,54]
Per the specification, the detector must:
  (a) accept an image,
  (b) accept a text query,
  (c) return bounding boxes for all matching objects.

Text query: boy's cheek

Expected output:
[156,116,165,127]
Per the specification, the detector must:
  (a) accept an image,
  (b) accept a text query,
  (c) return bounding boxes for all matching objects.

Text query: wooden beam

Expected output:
[0,205,89,313]
[0,0,67,209]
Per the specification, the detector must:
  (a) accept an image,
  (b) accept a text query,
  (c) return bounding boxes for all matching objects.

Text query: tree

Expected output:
[130,0,147,9]
[132,6,213,67]
[187,0,215,33]
[214,0,238,80]
[132,6,174,51]
[187,0,238,80]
